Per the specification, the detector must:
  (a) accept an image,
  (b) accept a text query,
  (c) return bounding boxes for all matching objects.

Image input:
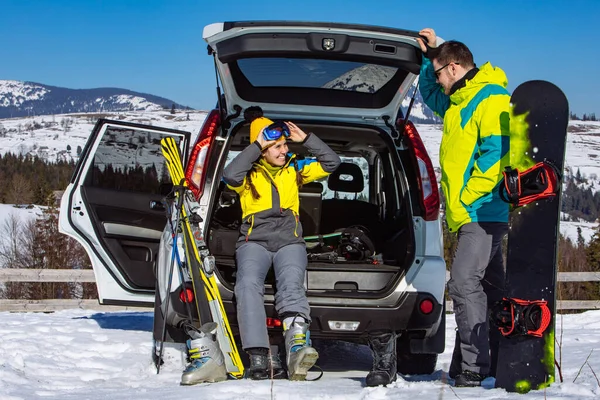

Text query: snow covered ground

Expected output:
[0,309,598,399]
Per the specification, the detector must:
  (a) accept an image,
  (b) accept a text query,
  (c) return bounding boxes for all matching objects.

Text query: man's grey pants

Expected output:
[235,242,310,350]
[447,222,508,375]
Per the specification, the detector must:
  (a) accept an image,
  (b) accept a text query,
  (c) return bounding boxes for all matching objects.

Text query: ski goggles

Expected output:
[261,121,290,141]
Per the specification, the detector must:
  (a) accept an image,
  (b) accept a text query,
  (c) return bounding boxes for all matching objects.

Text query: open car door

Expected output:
[59,119,189,307]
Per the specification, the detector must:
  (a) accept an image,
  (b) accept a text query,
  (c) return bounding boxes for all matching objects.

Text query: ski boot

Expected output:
[283,316,319,381]
[245,347,270,380]
[244,346,288,380]
[269,344,288,380]
[366,331,397,387]
[180,322,227,385]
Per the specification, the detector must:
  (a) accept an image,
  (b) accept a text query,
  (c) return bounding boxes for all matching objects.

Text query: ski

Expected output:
[161,136,244,379]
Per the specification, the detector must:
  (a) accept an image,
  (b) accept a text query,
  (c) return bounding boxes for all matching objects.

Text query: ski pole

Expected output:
[156,180,186,374]
[165,198,195,327]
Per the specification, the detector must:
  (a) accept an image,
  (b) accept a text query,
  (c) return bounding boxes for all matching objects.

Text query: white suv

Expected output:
[59,21,446,375]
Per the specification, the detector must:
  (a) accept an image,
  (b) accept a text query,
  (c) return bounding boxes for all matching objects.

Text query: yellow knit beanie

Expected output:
[245,106,285,144]
[249,116,274,143]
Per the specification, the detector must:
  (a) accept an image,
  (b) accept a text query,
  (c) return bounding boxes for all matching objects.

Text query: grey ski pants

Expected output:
[447,222,508,375]
[234,242,310,350]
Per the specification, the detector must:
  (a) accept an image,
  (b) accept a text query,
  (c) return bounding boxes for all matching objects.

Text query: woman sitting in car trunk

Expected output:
[222,106,340,380]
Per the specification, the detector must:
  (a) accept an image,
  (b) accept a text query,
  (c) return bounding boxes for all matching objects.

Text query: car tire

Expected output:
[396,336,438,375]
[152,278,187,344]
[152,285,165,342]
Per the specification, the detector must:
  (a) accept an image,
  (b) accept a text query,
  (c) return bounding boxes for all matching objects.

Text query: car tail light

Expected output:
[419,298,434,315]
[185,109,221,199]
[399,119,440,221]
[179,287,195,303]
[266,317,282,328]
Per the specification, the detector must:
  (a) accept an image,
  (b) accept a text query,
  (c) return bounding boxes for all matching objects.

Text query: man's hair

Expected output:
[431,40,475,68]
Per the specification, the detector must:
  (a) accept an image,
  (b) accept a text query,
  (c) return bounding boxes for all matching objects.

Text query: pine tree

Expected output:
[587,225,600,272]
[21,195,94,300]
[577,226,585,248]
[5,173,34,205]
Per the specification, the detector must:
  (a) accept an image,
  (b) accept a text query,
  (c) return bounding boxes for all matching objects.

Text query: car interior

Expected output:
[207,122,416,297]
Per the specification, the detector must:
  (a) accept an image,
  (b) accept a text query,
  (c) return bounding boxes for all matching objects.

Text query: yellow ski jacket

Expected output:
[420,59,511,232]
[223,133,340,250]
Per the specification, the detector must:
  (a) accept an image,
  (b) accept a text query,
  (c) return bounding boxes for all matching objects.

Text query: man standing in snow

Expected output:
[416,28,511,387]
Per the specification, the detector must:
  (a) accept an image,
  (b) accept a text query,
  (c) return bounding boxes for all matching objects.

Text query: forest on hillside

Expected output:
[1,152,599,303]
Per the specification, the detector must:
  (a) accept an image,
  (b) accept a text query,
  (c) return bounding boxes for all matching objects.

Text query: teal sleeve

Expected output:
[419,56,450,118]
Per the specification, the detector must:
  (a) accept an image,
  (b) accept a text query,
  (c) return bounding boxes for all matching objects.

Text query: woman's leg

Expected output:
[272,243,310,319]
[235,242,272,350]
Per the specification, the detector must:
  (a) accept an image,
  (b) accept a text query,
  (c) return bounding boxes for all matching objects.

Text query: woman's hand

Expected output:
[285,121,308,143]
[256,134,277,150]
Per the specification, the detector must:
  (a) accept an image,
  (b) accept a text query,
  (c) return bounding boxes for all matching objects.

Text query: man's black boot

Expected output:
[366,331,398,387]
[454,370,487,387]
[245,347,269,380]
[448,329,462,379]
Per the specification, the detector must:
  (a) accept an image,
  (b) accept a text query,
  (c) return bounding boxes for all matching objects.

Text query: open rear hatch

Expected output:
[201,22,424,298]
[203,21,423,124]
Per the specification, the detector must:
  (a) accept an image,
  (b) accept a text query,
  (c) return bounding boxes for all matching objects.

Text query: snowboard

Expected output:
[493,81,569,393]
[160,137,245,379]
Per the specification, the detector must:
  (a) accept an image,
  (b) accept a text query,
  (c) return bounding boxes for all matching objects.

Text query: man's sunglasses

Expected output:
[262,121,291,141]
[434,62,459,77]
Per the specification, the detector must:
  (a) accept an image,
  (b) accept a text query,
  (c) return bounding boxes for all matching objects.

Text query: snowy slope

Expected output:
[0,110,208,162]
[0,309,598,399]
[0,111,598,242]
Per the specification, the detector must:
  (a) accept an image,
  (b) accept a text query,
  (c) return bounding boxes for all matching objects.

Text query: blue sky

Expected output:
[1,0,598,115]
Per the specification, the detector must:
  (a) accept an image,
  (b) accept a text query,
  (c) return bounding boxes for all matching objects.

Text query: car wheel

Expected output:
[152,277,187,344]
[396,336,438,375]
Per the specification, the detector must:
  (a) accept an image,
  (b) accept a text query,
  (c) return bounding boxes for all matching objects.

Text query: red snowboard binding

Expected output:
[500,159,561,207]
[491,298,552,338]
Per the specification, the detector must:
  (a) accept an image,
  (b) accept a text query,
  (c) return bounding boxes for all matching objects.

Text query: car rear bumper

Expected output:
[212,291,443,341]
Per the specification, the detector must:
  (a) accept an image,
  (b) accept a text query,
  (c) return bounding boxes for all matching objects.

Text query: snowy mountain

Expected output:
[323,64,398,93]
[0,80,188,119]
[400,80,440,124]
[322,65,440,124]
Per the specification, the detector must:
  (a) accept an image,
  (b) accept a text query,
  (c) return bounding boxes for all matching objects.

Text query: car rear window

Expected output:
[238,58,398,94]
